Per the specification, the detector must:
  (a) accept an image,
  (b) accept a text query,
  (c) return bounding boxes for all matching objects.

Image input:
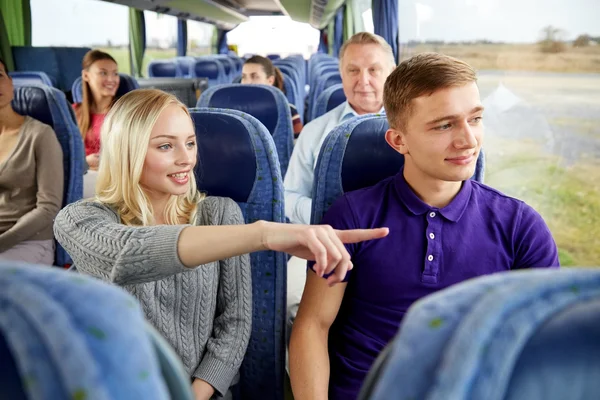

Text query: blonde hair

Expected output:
[384,52,477,130]
[339,32,396,68]
[95,89,202,226]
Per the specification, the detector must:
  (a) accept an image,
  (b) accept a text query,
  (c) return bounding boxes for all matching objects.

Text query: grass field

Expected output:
[402,43,600,73]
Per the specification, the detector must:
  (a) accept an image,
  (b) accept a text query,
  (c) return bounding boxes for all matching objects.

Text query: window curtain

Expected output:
[177,19,187,57]
[128,8,146,77]
[333,7,344,57]
[372,0,399,62]
[0,9,15,71]
[0,0,31,47]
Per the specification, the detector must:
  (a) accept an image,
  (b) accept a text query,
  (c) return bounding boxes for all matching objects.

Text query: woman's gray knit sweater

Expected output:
[53,196,252,396]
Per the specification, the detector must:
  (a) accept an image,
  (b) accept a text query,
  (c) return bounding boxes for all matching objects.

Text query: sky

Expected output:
[31,0,600,48]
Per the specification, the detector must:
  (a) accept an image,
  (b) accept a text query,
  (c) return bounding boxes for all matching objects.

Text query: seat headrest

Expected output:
[193,60,220,80]
[12,85,56,127]
[9,71,54,87]
[189,109,257,202]
[327,86,346,111]
[148,61,180,77]
[341,116,401,192]
[200,84,281,134]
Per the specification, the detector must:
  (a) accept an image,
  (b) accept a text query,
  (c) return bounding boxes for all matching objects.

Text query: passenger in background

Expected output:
[241,56,303,137]
[284,32,396,225]
[54,89,387,400]
[289,53,559,400]
[0,58,64,265]
[73,49,120,171]
[283,33,396,344]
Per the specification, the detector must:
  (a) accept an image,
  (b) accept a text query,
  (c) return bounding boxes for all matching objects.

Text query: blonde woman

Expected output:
[53,89,387,399]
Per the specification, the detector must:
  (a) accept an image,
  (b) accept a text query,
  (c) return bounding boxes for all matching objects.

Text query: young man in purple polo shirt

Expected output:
[289,53,559,400]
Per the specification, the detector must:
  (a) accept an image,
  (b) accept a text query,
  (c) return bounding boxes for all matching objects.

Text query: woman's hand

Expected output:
[86,153,100,170]
[260,222,389,285]
[192,379,215,400]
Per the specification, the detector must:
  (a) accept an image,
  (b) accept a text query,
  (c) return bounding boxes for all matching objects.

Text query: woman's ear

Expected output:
[82,69,89,82]
[267,75,275,86]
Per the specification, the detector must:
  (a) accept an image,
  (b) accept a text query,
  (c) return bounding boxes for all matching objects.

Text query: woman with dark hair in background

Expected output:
[241,55,303,137]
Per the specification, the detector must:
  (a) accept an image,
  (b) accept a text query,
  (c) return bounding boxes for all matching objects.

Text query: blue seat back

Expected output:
[192,58,225,87]
[9,71,54,87]
[267,54,281,61]
[11,84,84,266]
[174,57,197,78]
[311,115,485,224]
[0,261,188,400]
[360,268,600,400]
[189,108,286,400]
[148,60,182,78]
[12,46,91,91]
[197,84,294,177]
[310,63,339,94]
[71,73,139,104]
[309,72,342,121]
[280,74,303,123]
[313,83,346,120]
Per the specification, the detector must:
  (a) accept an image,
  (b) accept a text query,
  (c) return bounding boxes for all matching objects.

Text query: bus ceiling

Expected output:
[100,0,347,30]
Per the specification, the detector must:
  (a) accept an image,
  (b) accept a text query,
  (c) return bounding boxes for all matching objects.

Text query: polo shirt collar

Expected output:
[394,168,473,222]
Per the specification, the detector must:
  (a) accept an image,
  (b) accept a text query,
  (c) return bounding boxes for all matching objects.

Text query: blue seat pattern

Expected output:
[12,84,85,266]
[0,261,177,400]
[148,60,182,78]
[189,108,286,400]
[9,71,54,87]
[360,268,600,400]
[197,84,294,177]
[313,83,346,120]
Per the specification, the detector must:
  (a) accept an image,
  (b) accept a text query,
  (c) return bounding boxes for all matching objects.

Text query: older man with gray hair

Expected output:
[284,32,396,225]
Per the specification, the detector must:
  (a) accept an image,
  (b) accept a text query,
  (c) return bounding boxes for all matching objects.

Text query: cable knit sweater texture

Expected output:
[53,196,252,396]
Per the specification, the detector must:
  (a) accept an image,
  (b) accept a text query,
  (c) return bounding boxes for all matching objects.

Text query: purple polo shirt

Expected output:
[313,169,559,399]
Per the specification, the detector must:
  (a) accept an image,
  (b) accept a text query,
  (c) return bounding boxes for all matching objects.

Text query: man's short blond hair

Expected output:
[339,32,396,67]
[384,52,477,130]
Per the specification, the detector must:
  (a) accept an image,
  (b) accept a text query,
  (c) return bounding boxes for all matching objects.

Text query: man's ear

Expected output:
[385,127,409,155]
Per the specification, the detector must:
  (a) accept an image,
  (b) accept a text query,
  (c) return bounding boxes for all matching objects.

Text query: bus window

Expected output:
[399,0,600,266]
[187,21,214,57]
[227,16,319,59]
[31,0,129,72]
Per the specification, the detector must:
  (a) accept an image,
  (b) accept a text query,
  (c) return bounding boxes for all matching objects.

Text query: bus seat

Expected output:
[359,268,600,400]
[309,72,342,121]
[281,73,303,123]
[174,56,196,78]
[202,56,234,83]
[309,63,338,97]
[9,71,54,87]
[192,58,224,87]
[197,84,294,177]
[12,46,91,91]
[267,54,281,61]
[0,261,189,400]
[313,83,346,120]
[148,60,182,78]
[12,84,85,267]
[310,115,485,224]
[71,73,139,103]
[189,108,286,400]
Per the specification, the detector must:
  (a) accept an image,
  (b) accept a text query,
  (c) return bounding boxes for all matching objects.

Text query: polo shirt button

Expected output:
[429,212,436,218]
[429,233,435,240]
[428,255,434,261]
